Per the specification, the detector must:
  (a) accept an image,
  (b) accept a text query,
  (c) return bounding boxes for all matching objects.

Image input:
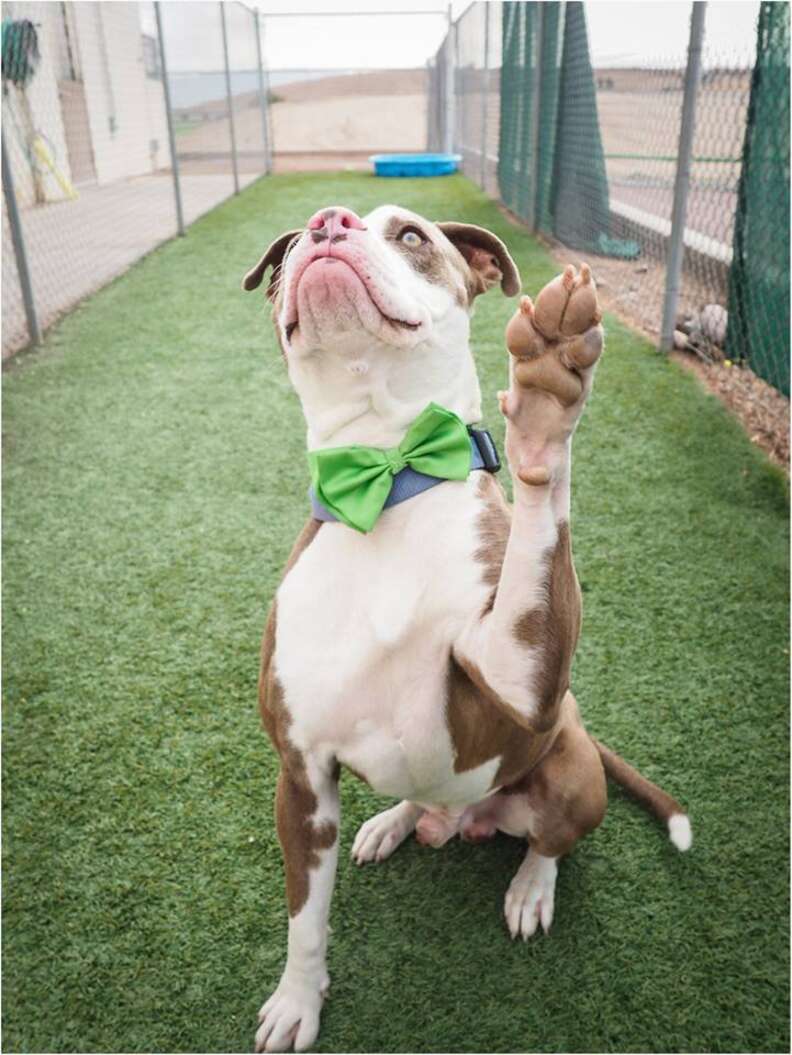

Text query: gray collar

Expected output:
[309,427,500,523]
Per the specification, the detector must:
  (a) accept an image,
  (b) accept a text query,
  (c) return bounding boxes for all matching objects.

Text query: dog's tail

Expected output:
[592,739,692,852]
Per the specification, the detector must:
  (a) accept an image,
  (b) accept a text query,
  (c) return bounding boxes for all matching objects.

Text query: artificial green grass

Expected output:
[3,172,789,1054]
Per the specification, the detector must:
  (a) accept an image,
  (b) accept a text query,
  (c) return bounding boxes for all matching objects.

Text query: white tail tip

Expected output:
[668,813,692,852]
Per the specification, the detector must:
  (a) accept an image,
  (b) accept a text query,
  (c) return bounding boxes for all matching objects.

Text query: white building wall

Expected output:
[2,2,73,207]
[3,1,171,209]
[72,1,167,184]
[143,65,171,173]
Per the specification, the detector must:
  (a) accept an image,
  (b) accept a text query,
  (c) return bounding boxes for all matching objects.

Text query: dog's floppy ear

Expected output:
[435,222,521,298]
[242,230,302,299]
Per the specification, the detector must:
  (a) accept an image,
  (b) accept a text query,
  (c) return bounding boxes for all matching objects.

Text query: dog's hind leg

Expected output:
[494,696,607,939]
[351,800,422,864]
[256,756,339,1053]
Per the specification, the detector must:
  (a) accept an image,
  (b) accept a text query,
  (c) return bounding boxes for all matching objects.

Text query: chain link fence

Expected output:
[429,0,789,398]
[2,0,270,358]
[450,2,501,197]
[268,67,427,172]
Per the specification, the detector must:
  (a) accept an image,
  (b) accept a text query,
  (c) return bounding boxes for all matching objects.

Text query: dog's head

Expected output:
[243,204,520,446]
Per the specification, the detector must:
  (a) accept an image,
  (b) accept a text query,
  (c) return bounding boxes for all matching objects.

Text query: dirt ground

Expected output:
[670,352,789,471]
[175,70,427,163]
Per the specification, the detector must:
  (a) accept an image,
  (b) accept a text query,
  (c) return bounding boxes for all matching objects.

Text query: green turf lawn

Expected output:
[3,172,789,1054]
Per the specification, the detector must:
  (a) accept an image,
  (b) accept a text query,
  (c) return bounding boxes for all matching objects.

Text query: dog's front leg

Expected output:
[457,472,577,728]
[454,305,603,730]
[256,758,339,1054]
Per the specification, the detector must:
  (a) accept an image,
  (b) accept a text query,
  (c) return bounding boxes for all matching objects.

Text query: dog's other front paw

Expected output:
[255,977,327,1053]
[504,849,558,940]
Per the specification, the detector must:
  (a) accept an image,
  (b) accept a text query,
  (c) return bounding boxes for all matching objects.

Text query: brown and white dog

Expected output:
[244,204,691,1053]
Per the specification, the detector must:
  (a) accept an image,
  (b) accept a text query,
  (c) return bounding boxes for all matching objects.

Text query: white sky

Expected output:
[252,1,760,70]
[154,1,762,73]
[586,2,759,65]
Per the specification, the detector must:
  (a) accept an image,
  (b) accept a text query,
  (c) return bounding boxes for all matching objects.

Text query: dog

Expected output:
[243,204,692,1053]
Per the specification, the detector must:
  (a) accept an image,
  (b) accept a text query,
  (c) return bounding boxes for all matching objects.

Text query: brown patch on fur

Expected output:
[593,738,686,824]
[447,488,583,791]
[243,230,302,298]
[444,473,560,787]
[272,674,338,916]
[513,521,581,718]
[435,222,521,297]
[384,215,461,294]
[446,656,561,788]
[259,518,338,916]
[473,473,511,612]
[501,693,607,856]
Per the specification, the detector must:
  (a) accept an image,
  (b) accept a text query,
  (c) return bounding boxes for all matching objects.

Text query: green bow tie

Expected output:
[308,402,473,533]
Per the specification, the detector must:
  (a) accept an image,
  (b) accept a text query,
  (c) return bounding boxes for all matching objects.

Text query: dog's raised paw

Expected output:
[504,850,558,940]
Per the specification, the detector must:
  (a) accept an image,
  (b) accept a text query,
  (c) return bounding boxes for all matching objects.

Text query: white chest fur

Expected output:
[274,476,500,806]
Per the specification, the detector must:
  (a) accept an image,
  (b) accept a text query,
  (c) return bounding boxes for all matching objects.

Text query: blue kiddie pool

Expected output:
[369,152,462,177]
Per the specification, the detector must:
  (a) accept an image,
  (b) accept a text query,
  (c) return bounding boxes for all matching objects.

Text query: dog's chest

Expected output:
[274,478,499,805]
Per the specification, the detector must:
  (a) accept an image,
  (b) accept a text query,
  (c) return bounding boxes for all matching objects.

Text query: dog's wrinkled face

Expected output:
[244,204,520,445]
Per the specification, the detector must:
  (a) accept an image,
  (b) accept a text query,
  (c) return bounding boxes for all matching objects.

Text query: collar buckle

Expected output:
[468,427,501,473]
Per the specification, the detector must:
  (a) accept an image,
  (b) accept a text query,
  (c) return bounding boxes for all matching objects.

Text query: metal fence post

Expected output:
[155,1,185,236]
[443,3,455,154]
[254,9,272,175]
[220,1,240,194]
[2,133,40,346]
[660,1,707,351]
[479,1,490,188]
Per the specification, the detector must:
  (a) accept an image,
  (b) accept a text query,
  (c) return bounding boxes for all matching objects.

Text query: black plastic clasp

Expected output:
[469,427,501,473]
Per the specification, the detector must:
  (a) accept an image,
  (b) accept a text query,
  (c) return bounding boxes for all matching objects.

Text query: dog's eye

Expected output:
[398,227,425,248]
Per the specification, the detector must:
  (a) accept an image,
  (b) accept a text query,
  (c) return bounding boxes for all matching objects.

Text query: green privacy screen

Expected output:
[498,2,633,256]
[498,2,562,228]
[550,1,613,252]
[726,1,790,396]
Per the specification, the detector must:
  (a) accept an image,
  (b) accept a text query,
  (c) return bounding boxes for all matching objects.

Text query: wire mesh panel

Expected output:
[558,38,688,337]
[597,53,753,344]
[498,1,539,224]
[497,2,564,227]
[492,2,759,353]
[726,1,790,395]
[225,1,268,182]
[261,9,443,171]
[1,0,268,357]
[426,0,788,413]
[454,3,485,182]
[2,193,29,353]
[426,41,446,153]
[159,2,235,200]
[266,66,428,172]
[452,2,503,197]
[2,0,178,357]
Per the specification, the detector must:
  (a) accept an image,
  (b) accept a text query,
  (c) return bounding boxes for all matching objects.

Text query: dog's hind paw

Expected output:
[351,800,421,864]
[504,849,558,940]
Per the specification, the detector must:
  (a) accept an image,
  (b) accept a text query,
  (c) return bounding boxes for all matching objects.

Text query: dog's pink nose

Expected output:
[307,207,366,240]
